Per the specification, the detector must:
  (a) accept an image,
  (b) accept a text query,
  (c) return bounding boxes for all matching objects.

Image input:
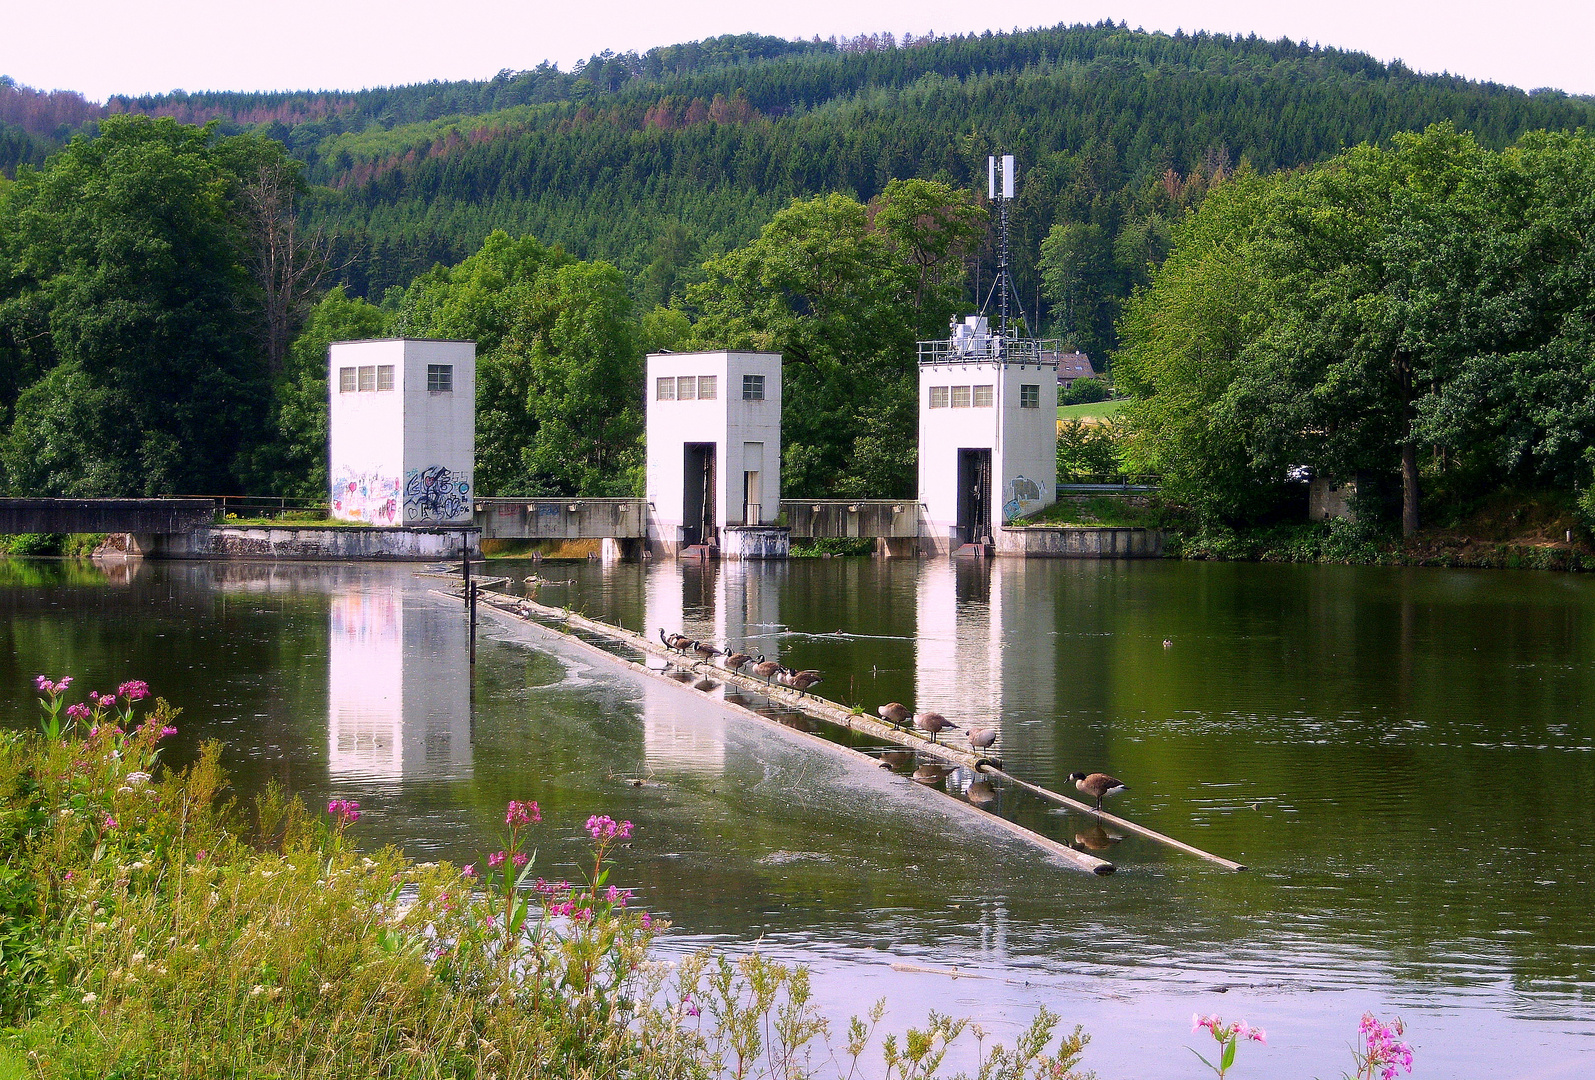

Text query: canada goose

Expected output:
[1069,771,1128,811]
[751,657,782,682]
[723,651,754,671]
[967,727,998,751]
[914,711,959,742]
[659,629,692,653]
[776,668,823,693]
[966,780,997,806]
[877,702,912,727]
[912,764,952,784]
[692,640,723,661]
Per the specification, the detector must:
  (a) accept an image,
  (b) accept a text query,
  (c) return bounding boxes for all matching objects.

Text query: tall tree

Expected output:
[400,231,642,496]
[0,115,269,495]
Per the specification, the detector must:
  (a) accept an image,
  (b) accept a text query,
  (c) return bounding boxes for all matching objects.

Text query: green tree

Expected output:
[0,115,270,495]
[1039,221,1112,353]
[689,186,977,498]
[237,286,390,499]
[400,231,641,496]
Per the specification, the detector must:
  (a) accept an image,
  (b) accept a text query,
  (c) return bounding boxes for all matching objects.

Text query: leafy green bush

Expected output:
[1057,379,1112,406]
[790,536,877,557]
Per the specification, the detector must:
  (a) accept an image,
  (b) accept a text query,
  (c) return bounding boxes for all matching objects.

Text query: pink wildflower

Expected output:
[327,799,360,825]
[586,815,634,841]
[66,703,91,722]
[512,852,529,868]
[159,726,177,738]
[103,814,117,829]
[118,680,151,702]
[640,911,652,929]
[505,799,540,826]
[461,864,476,878]
[487,851,506,869]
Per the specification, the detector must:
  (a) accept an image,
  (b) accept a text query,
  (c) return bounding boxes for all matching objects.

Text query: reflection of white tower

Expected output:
[328,590,472,780]
[913,560,1056,761]
[643,562,785,667]
[642,678,728,774]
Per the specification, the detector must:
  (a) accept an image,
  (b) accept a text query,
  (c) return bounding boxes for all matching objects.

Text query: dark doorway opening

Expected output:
[957,448,993,545]
[683,443,717,547]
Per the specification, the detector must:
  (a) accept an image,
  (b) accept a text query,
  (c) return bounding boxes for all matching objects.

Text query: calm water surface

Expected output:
[3,556,1593,1078]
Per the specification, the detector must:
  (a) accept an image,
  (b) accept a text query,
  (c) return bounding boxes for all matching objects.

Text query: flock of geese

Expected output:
[656,627,1130,813]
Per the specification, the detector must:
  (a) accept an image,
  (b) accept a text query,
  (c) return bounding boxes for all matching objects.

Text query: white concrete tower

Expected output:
[917,318,1058,553]
[645,351,785,558]
[328,339,476,526]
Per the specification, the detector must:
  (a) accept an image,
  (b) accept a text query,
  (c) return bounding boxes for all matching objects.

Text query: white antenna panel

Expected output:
[987,156,997,200]
[1002,154,1016,199]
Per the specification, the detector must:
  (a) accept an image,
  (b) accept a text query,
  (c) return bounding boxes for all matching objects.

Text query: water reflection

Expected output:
[328,584,472,782]
[642,677,726,775]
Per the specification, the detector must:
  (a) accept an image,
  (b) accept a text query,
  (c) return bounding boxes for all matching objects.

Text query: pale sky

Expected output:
[5,1,1593,101]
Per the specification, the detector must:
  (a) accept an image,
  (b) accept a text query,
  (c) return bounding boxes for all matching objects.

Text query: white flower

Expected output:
[250,985,265,997]
[319,981,332,995]
[81,993,97,1005]
[130,952,146,964]
[125,771,151,788]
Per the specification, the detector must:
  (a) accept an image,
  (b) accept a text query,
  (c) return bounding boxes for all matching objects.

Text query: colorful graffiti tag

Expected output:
[331,471,401,524]
[1003,475,1045,522]
[404,466,472,523]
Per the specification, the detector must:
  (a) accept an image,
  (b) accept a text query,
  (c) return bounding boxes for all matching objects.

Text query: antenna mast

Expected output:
[986,154,1022,348]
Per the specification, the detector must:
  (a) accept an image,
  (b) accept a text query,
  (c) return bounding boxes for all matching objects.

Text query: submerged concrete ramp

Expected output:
[0,498,215,534]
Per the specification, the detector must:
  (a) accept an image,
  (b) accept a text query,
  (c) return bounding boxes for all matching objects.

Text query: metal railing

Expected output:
[917,337,1064,365]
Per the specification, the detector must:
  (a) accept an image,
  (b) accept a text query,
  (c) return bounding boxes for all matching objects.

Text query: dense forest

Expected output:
[3,23,1595,516]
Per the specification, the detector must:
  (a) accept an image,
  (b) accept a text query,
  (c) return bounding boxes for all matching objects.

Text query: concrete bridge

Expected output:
[0,498,216,534]
[469,496,1160,558]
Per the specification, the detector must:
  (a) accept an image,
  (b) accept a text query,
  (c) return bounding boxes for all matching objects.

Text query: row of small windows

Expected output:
[927,384,1042,409]
[656,374,770,401]
[657,375,716,401]
[337,364,454,393]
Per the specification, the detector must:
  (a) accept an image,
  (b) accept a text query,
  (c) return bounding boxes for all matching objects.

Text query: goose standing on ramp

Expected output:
[914,711,959,743]
[779,669,824,695]
[967,726,998,752]
[723,651,754,672]
[1069,771,1128,811]
[660,630,692,653]
[877,702,911,728]
[751,656,782,683]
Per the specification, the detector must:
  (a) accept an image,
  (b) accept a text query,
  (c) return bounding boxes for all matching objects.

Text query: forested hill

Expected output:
[7,23,1595,349]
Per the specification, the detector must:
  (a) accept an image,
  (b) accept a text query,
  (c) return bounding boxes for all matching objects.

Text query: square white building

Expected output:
[645,351,782,555]
[329,338,476,526]
[918,317,1057,552]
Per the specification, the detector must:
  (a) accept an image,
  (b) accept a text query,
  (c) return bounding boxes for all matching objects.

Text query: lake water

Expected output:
[4,555,1593,1078]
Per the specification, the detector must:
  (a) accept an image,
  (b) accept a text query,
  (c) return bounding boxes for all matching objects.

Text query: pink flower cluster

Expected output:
[586,815,632,841]
[35,675,71,695]
[486,850,530,870]
[327,799,361,824]
[66,703,92,722]
[505,799,540,827]
[1359,1014,1413,1080]
[118,680,151,702]
[1192,1014,1266,1045]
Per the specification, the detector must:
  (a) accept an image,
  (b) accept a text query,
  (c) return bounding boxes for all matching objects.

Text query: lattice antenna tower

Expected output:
[981,153,1033,347]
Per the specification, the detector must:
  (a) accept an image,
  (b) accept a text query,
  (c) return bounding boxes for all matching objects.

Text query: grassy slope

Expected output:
[1056,399,1126,423]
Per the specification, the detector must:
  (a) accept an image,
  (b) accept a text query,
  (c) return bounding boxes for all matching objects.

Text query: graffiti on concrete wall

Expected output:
[332,471,401,524]
[1003,475,1044,522]
[404,466,472,523]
